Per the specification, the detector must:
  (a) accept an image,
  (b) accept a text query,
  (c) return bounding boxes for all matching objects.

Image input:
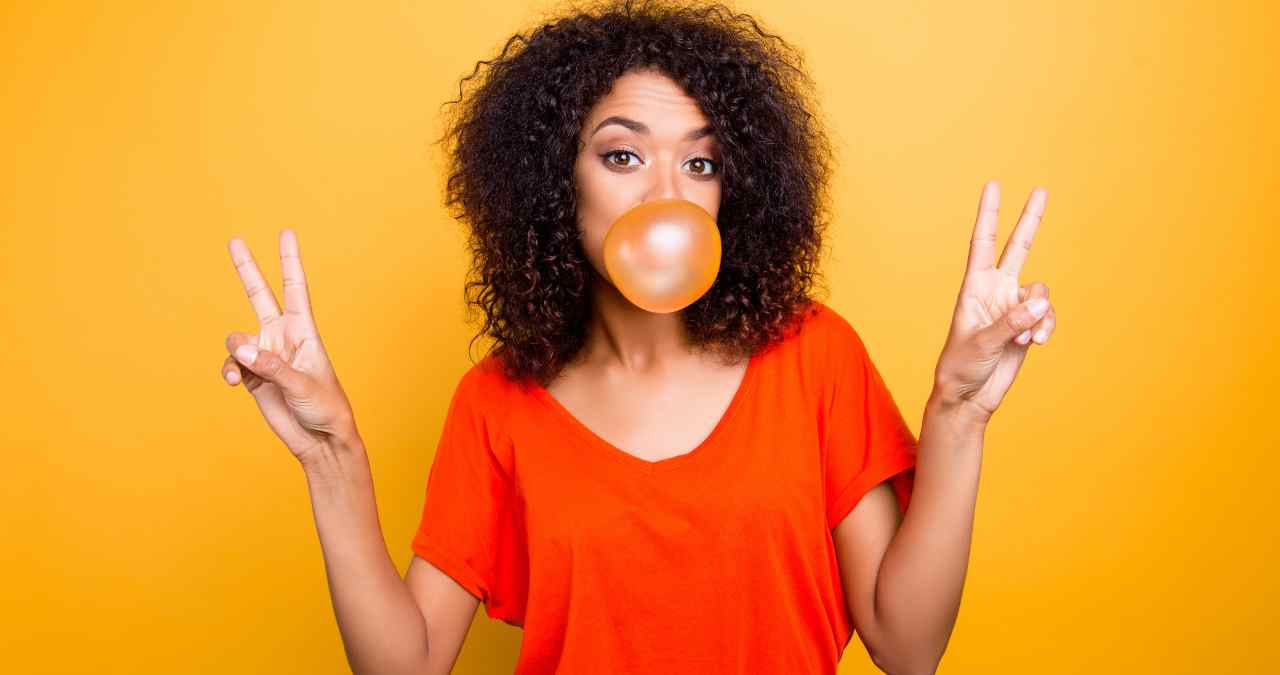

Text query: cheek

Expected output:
[573,157,618,271]
[696,181,722,221]
[575,157,636,215]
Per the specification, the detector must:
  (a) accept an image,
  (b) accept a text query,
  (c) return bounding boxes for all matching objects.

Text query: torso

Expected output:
[544,353,751,463]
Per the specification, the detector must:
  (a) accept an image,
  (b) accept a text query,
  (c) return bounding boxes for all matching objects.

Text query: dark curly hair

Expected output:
[439,0,834,387]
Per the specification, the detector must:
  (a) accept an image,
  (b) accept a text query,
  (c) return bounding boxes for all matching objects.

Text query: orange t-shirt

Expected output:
[411,300,919,674]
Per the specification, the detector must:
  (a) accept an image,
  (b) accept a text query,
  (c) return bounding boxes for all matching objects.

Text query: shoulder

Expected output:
[447,353,536,427]
[750,299,871,404]
[436,356,524,473]
[784,299,870,364]
[452,354,520,404]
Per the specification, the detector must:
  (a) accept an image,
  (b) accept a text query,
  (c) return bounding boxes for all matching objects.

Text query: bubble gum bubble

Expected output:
[602,198,721,314]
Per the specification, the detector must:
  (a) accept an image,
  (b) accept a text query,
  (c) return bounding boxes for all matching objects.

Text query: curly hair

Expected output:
[439,0,834,387]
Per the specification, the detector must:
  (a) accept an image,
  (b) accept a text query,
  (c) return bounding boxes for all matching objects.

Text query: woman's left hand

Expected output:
[932,181,1057,425]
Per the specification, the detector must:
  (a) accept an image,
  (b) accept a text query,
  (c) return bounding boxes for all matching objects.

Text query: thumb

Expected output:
[981,297,1050,348]
[232,343,310,396]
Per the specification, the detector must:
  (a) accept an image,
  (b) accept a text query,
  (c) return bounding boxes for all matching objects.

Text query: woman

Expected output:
[220,1,1057,673]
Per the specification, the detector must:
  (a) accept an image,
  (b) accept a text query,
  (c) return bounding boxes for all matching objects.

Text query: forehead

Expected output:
[583,69,710,134]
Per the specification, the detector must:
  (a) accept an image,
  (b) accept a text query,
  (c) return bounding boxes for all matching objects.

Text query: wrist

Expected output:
[299,433,368,482]
[925,386,990,436]
[330,421,365,455]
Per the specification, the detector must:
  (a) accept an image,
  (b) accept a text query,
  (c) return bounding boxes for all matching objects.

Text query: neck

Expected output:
[583,272,693,375]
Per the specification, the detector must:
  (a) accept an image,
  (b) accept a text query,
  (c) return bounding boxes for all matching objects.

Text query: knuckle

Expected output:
[1004,311,1023,331]
[225,332,251,352]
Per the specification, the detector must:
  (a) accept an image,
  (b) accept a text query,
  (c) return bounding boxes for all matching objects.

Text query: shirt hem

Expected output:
[826,450,917,529]
[410,536,488,604]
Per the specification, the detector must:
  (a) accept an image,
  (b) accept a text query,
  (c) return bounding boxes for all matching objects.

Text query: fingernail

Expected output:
[1034,328,1047,343]
[1016,329,1031,344]
[225,370,240,384]
[235,345,258,364]
[1027,298,1049,318]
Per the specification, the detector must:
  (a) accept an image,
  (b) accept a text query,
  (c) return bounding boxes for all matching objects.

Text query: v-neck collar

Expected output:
[529,350,761,476]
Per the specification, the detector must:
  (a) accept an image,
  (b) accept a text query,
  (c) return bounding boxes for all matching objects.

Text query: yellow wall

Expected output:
[3,1,1275,672]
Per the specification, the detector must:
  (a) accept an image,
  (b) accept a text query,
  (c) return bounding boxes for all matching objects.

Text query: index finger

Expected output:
[228,237,282,324]
[997,187,1048,278]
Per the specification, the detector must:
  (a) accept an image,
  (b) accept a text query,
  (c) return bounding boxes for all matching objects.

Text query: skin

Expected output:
[833,180,1057,674]
[219,68,1057,675]
[545,67,748,464]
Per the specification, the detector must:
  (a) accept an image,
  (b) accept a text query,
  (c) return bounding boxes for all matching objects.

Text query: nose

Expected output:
[645,156,682,202]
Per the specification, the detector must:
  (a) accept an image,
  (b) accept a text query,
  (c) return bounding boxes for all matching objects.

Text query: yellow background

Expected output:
[2,0,1275,672]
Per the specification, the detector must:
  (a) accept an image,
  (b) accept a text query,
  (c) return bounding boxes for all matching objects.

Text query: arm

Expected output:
[834,181,1058,674]
[303,437,479,675]
[218,230,483,673]
[406,556,482,674]
[833,391,985,675]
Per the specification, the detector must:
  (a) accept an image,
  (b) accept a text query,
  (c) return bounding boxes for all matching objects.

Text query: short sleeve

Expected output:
[819,310,919,529]
[411,367,528,625]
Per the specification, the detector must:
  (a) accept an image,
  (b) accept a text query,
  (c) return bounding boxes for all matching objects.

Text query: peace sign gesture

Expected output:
[222,229,360,466]
[932,181,1058,425]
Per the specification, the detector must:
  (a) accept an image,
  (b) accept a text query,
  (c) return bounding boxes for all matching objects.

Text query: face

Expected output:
[573,68,722,286]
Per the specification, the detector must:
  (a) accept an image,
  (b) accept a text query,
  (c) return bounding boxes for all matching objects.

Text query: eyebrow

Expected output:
[589,115,714,141]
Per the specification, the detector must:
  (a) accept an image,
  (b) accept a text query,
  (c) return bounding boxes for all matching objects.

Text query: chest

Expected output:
[544,359,749,463]
[513,355,828,572]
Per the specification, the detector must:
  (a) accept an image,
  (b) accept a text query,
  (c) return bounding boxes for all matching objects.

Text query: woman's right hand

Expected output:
[221,229,360,467]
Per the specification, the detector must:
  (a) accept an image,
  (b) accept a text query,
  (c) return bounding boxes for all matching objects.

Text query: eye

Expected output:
[601,149,642,169]
[683,157,719,176]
